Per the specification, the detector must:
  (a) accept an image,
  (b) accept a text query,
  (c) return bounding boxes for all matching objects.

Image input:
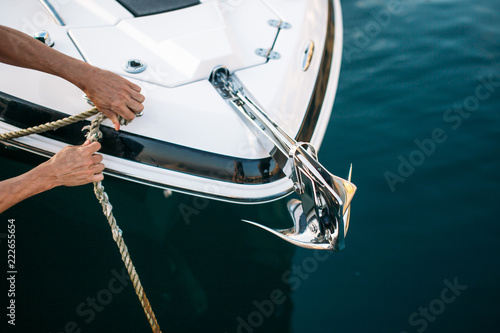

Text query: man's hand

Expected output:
[0,25,144,213]
[0,142,105,213]
[41,141,105,187]
[0,25,146,131]
[80,67,146,131]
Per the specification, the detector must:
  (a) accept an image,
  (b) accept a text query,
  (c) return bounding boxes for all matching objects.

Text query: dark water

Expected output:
[1,0,499,332]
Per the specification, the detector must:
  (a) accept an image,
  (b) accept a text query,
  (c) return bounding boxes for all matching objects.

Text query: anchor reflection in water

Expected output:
[0,147,344,333]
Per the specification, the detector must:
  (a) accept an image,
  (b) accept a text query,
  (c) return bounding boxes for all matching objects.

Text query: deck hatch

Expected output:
[116,0,200,17]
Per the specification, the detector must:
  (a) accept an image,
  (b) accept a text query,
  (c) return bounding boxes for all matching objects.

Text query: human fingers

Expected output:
[107,112,121,131]
[114,102,137,121]
[90,172,104,183]
[90,162,105,173]
[91,153,103,164]
[82,141,101,154]
[127,99,145,114]
[95,107,121,130]
[130,90,145,103]
[128,81,142,93]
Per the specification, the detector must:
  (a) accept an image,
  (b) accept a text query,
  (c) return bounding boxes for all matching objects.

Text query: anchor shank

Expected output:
[209,67,356,250]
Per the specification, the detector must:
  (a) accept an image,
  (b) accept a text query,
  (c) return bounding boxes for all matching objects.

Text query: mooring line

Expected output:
[84,113,162,333]
[0,108,99,141]
[0,109,162,333]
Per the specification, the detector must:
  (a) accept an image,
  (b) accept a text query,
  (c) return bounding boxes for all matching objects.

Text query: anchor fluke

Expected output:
[210,67,356,251]
[243,165,355,251]
[243,198,336,250]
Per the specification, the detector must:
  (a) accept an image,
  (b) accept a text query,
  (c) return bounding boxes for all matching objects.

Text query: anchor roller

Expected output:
[210,67,356,251]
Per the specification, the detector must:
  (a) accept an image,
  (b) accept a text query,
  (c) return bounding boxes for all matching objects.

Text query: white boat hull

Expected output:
[0,0,343,203]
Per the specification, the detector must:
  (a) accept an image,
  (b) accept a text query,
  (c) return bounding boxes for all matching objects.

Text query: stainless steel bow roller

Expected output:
[210,67,356,251]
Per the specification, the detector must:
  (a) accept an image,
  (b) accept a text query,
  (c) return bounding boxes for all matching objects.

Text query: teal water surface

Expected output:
[1,0,499,332]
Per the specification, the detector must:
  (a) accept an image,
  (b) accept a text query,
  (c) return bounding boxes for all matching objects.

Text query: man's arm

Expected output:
[0,25,145,130]
[0,141,104,213]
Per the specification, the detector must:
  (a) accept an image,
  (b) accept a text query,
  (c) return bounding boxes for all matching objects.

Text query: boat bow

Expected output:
[210,66,356,251]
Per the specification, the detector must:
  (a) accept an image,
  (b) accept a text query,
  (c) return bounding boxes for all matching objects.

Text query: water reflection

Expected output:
[0,147,296,332]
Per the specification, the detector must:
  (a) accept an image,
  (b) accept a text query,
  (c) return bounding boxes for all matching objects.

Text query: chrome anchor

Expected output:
[210,67,356,251]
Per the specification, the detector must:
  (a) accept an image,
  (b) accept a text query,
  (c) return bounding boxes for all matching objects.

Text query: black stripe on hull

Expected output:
[0,0,335,190]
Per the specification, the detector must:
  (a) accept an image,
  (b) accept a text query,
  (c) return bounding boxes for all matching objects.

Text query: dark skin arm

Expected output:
[0,141,104,213]
[0,25,145,130]
[0,25,147,213]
